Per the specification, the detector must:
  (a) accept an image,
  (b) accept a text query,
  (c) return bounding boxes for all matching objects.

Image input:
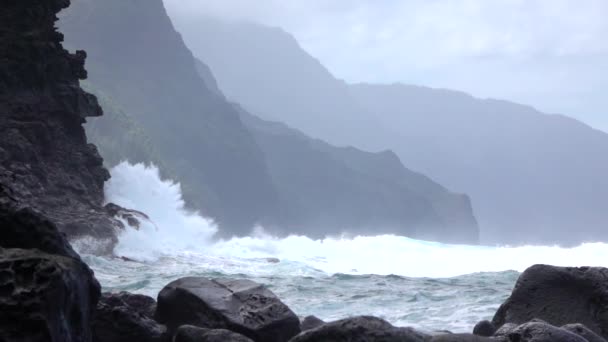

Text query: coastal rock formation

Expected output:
[155,277,301,342]
[93,292,164,342]
[502,321,589,342]
[492,265,608,339]
[173,325,254,342]
[300,315,325,331]
[562,324,608,342]
[0,0,117,250]
[288,316,429,342]
[473,320,496,337]
[0,248,100,342]
[0,196,80,259]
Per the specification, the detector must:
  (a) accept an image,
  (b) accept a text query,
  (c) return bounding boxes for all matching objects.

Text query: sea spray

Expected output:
[104,162,217,261]
[104,162,608,277]
[86,162,608,332]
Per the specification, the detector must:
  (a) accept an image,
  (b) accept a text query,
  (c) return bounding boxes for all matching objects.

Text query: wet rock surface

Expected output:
[173,325,254,342]
[288,316,429,342]
[473,320,496,337]
[93,292,164,342]
[0,0,117,251]
[0,248,100,342]
[300,315,325,331]
[492,264,608,339]
[155,277,301,342]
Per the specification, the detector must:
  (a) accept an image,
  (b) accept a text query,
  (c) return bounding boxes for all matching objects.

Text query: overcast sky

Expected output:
[164,0,608,132]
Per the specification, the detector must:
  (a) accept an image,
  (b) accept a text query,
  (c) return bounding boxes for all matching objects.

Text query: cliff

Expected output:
[59,0,279,235]
[173,15,608,245]
[0,0,117,250]
[239,108,478,243]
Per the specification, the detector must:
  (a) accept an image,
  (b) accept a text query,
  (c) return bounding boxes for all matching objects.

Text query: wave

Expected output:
[105,162,608,278]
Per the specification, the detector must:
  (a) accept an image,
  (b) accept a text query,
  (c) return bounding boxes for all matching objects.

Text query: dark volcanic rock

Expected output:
[493,323,518,339]
[156,277,300,342]
[104,291,158,319]
[492,264,608,339]
[431,334,493,341]
[562,324,608,342]
[300,315,325,331]
[473,320,496,337]
[174,325,254,342]
[288,316,429,342]
[0,0,117,251]
[0,248,101,342]
[93,292,164,342]
[506,322,588,342]
[0,201,80,259]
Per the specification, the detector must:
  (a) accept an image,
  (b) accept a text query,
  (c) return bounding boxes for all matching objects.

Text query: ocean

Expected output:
[78,162,608,333]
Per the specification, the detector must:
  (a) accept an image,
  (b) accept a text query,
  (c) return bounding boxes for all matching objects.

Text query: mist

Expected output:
[163,0,608,133]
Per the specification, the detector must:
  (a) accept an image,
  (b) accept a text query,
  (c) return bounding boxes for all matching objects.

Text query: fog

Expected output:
[163,0,608,132]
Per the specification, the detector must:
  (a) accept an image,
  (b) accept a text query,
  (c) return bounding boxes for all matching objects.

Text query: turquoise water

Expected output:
[84,253,518,333]
[80,162,608,333]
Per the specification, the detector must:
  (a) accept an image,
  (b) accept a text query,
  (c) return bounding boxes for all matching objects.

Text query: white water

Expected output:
[104,162,608,278]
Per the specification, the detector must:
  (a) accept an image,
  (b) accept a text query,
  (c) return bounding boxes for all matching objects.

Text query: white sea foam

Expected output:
[105,162,608,278]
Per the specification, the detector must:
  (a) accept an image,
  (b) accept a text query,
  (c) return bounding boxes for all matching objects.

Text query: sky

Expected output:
[164,0,608,132]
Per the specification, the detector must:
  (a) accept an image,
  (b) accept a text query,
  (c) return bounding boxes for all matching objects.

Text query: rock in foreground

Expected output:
[0,248,100,342]
[174,325,254,342]
[93,292,164,342]
[288,316,429,342]
[155,277,301,342]
[492,264,608,339]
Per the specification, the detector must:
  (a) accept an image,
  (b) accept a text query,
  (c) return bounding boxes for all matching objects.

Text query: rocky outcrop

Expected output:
[0,248,100,342]
[497,321,590,342]
[0,0,117,250]
[155,277,301,342]
[288,316,429,342]
[492,265,608,339]
[300,316,325,332]
[562,324,608,342]
[174,325,254,342]
[93,292,164,342]
[473,321,496,337]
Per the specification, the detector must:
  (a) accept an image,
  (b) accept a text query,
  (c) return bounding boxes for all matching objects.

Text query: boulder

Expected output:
[0,204,80,260]
[493,323,518,338]
[300,315,325,331]
[288,316,429,342]
[155,277,300,342]
[431,334,493,341]
[473,320,496,337]
[0,248,100,342]
[506,321,588,342]
[101,291,157,318]
[173,325,254,342]
[93,292,164,342]
[562,324,608,342]
[492,264,608,339]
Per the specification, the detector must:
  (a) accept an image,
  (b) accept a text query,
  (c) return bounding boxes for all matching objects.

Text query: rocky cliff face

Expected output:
[0,1,104,340]
[0,0,117,249]
[59,0,279,235]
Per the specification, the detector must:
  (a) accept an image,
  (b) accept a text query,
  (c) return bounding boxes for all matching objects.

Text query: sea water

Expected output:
[80,162,608,333]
